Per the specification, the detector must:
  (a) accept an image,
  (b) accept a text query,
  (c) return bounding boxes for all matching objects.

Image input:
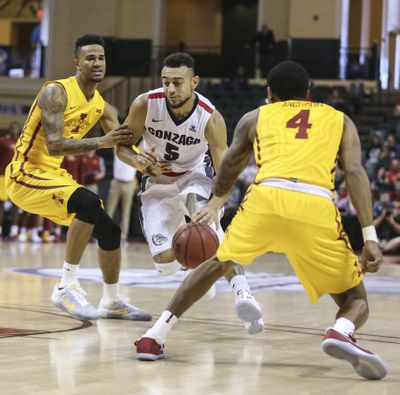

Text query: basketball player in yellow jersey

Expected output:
[135,61,388,380]
[6,34,157,321]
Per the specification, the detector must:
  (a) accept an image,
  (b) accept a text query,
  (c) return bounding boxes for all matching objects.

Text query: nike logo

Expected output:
[152,118,163,122]
[70,105,77,110]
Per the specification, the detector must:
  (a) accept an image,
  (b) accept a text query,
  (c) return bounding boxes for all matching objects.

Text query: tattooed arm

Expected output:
[193,109,258,225]
[38,83,133,156]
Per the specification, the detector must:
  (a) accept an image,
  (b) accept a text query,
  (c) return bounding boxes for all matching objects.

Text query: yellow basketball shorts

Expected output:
[5,161,82,226]
[217,185,363,303]
[0,175,8,201]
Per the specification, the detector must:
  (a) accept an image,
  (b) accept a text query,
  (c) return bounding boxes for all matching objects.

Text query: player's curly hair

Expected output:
[74,34,105,56]
[162,52,195,73]
[267,61,309,100]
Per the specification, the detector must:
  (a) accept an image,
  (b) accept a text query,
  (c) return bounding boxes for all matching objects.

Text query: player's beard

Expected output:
[167,94,191,109]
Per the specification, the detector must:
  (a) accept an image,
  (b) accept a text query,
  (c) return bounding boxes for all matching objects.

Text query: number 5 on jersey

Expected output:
[164,142,179,160]
[286,109,312,139]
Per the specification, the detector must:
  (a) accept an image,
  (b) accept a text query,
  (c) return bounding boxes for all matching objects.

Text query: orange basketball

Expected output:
[172,222,219,269]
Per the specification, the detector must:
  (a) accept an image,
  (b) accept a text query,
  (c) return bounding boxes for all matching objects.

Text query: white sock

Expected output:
[10,225,19,236]
[333,317,355,337]
[20,227,26,235]
[59,261,79,288]
[144,310,178,344]
[103,282,120,303]
[230,274,251,298]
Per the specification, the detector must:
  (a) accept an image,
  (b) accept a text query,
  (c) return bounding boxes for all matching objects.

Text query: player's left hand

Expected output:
[361,240,383,273]
[135,145,160,172]
[192,195,227,229]
[142,162,172,176]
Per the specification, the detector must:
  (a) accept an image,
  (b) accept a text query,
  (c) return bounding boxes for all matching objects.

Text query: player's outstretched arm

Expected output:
[39,84,133,155]
[340,114,383,273]
[193,109,258,225]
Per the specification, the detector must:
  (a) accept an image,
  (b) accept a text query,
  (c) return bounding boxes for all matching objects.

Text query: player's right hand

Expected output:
[99,124,133,148]
[361,241,383,273]
[193,195,227,230]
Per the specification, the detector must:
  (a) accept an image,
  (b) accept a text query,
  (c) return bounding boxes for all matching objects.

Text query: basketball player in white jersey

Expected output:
[122,52,263,335]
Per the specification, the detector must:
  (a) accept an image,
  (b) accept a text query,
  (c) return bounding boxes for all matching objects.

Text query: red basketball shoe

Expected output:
[321,328,388,380]
[135,337,165,361]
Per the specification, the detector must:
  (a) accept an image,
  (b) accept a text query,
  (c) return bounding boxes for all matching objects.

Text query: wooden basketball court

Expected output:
[0,241,399,394]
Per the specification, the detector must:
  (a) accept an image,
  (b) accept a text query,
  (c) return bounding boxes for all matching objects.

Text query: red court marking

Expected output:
[0,328,40,335]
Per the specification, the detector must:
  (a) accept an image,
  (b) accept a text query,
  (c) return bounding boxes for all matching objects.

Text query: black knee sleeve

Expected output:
[92,210,121,251]
[67,187,102,224]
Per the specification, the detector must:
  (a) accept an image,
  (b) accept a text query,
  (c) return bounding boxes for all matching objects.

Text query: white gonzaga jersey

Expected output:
[144,88,214,172]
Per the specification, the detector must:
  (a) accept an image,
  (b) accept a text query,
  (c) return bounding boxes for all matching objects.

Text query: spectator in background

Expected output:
[220,65,249,93]
[383,158,400,191]
[230,65,249,93]
[372,145,393,193]
[0,122,21,239]
[249,23,276,77]
[106,151,138,244]
[336,183,357,217]
[80,150,105,195]
[387,103,400,139]
[334,164,345,190]
[364,133,382,179]
[372,193,394,242]
[327,88,353,116]
[385,134,400,159]
[374,202,400,253]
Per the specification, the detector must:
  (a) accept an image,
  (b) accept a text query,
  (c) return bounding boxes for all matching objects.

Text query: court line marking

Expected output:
[0,305,92,338]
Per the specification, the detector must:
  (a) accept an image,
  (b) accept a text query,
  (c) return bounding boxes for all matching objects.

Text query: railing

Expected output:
[0,41,383,123]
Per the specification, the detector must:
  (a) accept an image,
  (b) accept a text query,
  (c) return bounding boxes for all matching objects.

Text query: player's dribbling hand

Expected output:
[192,195,227,229]
[361,241,383,273]
[100,124,133,148]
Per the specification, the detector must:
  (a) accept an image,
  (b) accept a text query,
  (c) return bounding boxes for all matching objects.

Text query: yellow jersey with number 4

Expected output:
[254,100,344,190]
[12,76,105,172]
